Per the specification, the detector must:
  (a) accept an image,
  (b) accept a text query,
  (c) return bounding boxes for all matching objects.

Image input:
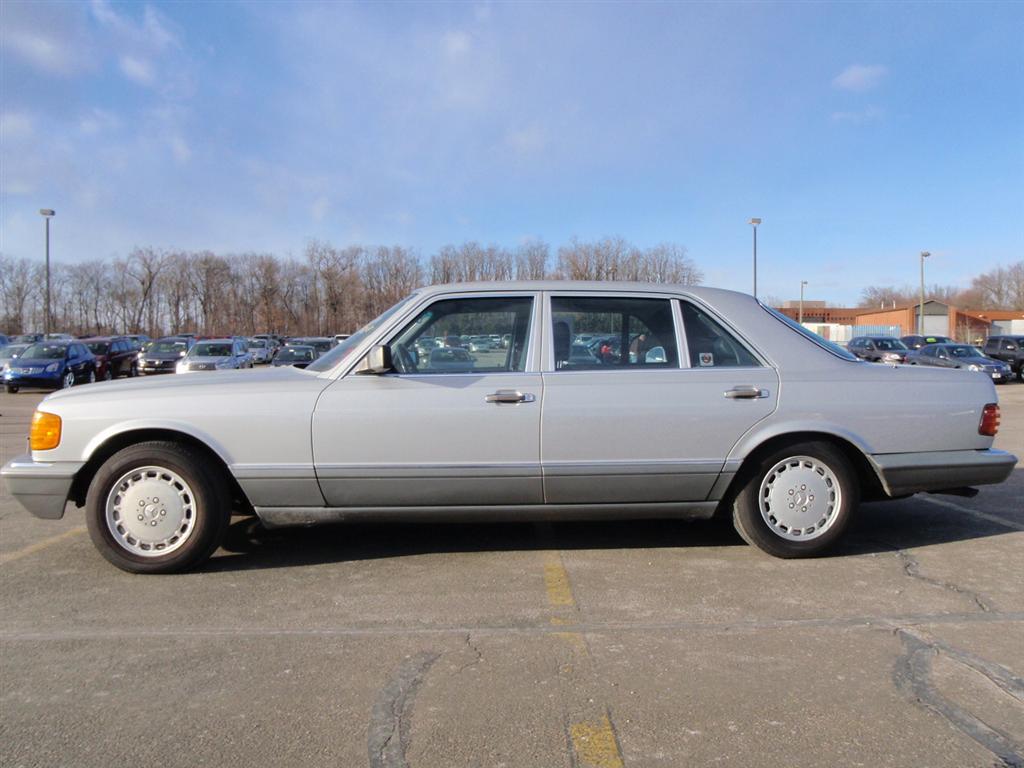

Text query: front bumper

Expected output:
[139,361,178,375]
[1,454,85,519]
[3,371,62,390]
[870,449,1018,497]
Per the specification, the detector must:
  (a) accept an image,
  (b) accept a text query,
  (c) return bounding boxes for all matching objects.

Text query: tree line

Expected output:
[859,261,1024,310]
[0,237,702,338]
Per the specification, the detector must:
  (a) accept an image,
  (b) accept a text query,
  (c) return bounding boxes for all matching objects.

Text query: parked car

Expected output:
[906,343,1011,382]
[847,336,909,363]
[247,338,273,364]
[272,345,318,368]
[45,333,75,341]
[900,334,953,350]
[0,343,30,372]
[177,339,253,373]
[12,333,43,345]
[2,340,96,393]
[983,335,1024,381]
[125,334,151,349]
[252,334,283,356]
[289,336,334,356]
[139,337,195,375]
[2,281,1015,573]
[84,336,139,380]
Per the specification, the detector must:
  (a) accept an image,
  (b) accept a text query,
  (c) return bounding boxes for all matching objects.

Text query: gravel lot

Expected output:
[2,382,1022,767]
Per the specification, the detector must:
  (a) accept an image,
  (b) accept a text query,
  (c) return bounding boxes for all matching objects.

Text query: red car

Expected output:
[83,336,139,380]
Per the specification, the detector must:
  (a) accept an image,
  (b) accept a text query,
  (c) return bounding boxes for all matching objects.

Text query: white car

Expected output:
[176,339,253,373]
[247,339,272,364]
[2,282,1015,573]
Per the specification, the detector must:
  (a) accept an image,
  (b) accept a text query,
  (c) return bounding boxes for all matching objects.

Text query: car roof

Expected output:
[417,280,744,300]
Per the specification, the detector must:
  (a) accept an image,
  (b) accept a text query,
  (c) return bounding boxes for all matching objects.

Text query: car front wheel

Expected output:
[61,370,74,389]
[731,441,859,558]
[5,385,18,394]
[85,441,230,574]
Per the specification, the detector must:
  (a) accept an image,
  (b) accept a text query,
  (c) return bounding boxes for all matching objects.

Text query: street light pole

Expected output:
[919,251,930,336]
[39,209,55,335]
[799,280,808,324]
[749,218,761,298]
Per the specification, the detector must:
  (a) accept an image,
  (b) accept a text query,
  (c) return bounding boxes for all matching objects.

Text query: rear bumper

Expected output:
[870,449,1018,497]
[0,454,84,519]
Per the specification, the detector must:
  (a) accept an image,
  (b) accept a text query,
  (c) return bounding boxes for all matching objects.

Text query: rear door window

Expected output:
[549,296,678,371]
[679,301,760,368]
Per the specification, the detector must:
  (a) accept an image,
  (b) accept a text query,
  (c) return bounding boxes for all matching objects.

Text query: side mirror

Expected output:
[358,345,394,375]
[1007,344,1018,351]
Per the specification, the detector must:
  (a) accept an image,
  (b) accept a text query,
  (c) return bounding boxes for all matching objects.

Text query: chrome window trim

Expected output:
[364,291,542,378]
[542,290,684,373]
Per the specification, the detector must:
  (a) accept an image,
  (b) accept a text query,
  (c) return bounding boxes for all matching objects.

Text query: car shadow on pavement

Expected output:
[205,485,1020,573]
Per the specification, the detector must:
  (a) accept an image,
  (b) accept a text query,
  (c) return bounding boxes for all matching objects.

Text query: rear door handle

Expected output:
[485,390,535,404]
[724,386,768,399]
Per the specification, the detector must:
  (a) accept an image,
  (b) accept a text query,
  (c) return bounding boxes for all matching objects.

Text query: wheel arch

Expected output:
[69,428,252,513]
[719,430,888,511]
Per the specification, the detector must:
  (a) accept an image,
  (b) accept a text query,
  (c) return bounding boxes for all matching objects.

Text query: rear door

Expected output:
[312,293,544,507]
[540,293,778,504]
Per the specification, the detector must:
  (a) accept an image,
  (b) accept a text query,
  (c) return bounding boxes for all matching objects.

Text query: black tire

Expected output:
[731,441,860,558]
[103,367,113,381]
[87,369,96,384]
[129,362,138,377]
[85,441,231,574]
[5,385,18,394]
[61,370,74,389]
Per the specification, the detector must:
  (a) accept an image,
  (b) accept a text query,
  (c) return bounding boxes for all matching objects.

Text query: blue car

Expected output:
[3,341,96,393]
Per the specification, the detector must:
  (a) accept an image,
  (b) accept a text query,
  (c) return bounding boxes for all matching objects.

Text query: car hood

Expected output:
[43,364,321,403]
[958,356,1006,366]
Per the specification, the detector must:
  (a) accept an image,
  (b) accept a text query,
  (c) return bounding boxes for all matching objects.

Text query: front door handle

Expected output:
[485,390,535,404]
[724,386,768,399]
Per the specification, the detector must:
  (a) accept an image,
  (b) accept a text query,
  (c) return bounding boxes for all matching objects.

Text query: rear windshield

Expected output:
[759,304,858,361]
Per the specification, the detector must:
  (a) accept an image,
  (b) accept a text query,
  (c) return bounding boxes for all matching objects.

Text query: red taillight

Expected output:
[979,403,1000,437]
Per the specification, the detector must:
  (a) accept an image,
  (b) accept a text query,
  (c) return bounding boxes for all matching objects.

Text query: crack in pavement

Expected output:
[893,629,1024,767]
[454,632,483,675]
[863,535,996,613]
[367,651,440,768]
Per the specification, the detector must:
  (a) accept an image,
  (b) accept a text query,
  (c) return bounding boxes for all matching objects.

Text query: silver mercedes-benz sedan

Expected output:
[2,282,1015,573]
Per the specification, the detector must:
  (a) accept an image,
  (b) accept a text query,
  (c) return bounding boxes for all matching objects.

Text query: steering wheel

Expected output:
[393,344,418,374]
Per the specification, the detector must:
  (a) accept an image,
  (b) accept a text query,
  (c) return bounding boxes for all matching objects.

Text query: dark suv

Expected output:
[83,336,139,380]
[983,335,1024,381]
[847,336,909,363]
[900,334,953,350]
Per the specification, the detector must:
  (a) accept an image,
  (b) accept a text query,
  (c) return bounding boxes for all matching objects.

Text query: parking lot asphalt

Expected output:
[1,382,1022,767]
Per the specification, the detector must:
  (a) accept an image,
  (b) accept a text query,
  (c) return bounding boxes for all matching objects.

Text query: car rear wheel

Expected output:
[85,441,231,574]
[731,441,859,558]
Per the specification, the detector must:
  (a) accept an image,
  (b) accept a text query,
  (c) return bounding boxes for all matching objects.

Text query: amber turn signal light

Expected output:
[979,403,1000,437]
[29,411,62,451]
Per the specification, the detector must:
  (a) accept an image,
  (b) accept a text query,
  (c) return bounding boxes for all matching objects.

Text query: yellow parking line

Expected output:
[570,714,625,768]
[0,526,86,565]
[543,552,576,608]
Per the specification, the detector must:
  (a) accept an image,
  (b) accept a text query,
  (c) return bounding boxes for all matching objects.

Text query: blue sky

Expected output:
[1,0,1022,304]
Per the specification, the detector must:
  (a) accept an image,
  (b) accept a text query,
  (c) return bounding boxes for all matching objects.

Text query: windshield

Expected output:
[874,338,907,350]
[279,348,314,361]
[192,342,233,357]
[21,344,67,360]
[86,342,111,355]
[759,304,858,361]
[307,293,420,372]
[151,340,187,354]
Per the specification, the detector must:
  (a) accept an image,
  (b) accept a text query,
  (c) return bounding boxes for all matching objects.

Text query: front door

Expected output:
[312,294,543,507]
[541,294,779,503]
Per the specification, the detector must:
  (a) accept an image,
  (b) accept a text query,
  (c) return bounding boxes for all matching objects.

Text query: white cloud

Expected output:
[0,27,80,75]
[90,0,178,51]
[441,30,472,58]
[169,135,192,163]
[119,55,156,85]
[832,64,888,92]
[0,112,35,141]
[78,108,120,135]
[831,106,884,123]
[311,196,330,222]
[505,122,548,156]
